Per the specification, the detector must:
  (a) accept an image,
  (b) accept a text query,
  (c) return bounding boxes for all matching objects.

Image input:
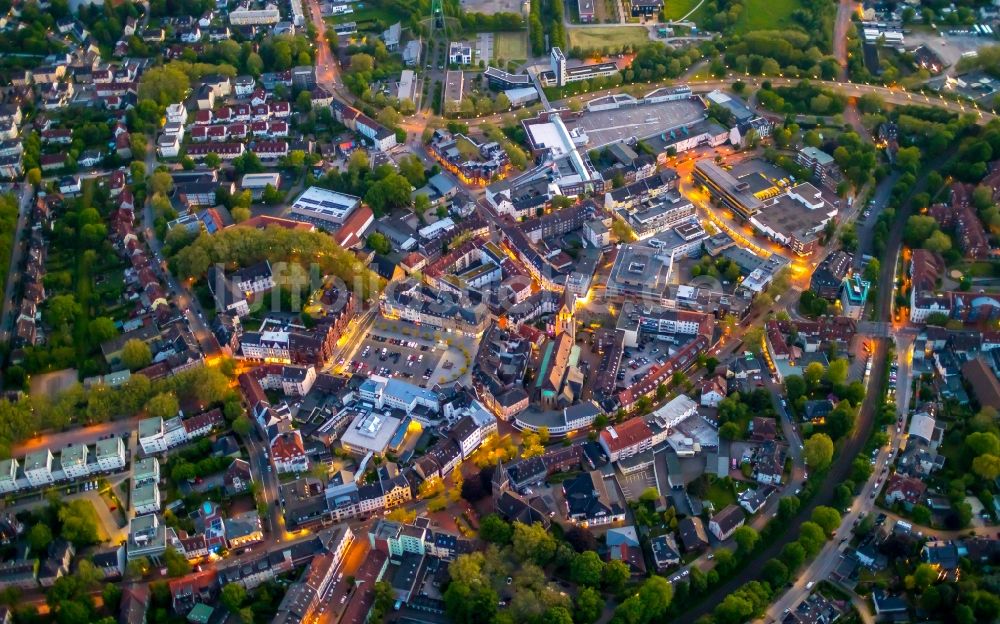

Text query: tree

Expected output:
[46,294,82,327]
[261,184,283,205]
[146,392,179,419]
[58,500,99,545]
[732,525,760,554]
[398,155,426,187]
[27,523,53,553]
[163,547,190,577]
[102,583,122,613]
[803,433,834,470]
[122,339,152,369]
[367,231,391,255]
[512,521,557,565]
[494,93,512,112]
[911,503,932,526]
[444,579,498,624]
[364,173,413,215]
[785,375,807,401]
[413,193,431,218]
[824,359,849,387]
[811,506,841,535]
[149,171,174,195]
[907,563,939,592]
[924,230,952,253]
[904,215,939,247]
[613,576,673,623]
[719,421,742,440]
[965,431,1000,456]
[479,514,513,545]
[138,64,191,105]
[220,583,246,612]
[569,551,604,587]
[972,454,1000,480]
[574,586,603,624]
[780,541,806,570]
[349,53,374,73]
[88,317,118,344]
[804,362,825,389]
[714,595,754,624]
[601,559,631,593]
[761,558,789,587]
[825,403,856,440]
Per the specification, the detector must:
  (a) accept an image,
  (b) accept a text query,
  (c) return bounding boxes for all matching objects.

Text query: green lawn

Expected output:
[568,25,650,49]
[662,0,702,20]
[734,0,800,33]
[705,480,737,511]
[493,31,528,61]
[75,499,109,541]
[326,5,402,28]
[955,261,1000,278]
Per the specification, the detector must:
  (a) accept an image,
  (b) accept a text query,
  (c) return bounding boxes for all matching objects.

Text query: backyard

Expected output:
[568,25,650,49]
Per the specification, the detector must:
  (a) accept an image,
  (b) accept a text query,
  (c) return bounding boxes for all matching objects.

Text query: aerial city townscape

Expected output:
[0,0,1000,622]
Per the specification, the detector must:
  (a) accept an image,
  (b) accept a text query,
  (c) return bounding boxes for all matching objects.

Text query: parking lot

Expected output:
[347,331,446,387]
[617,465,658,501]
[616,339,678,389]
[566,97,706,149]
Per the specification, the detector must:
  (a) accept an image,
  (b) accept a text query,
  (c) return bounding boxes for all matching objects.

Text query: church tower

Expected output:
[492,458,509,508]
[556,296,576,342]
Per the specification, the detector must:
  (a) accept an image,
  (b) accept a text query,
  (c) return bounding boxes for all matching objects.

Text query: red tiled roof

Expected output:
[599,418,652,453]
[270,430,305,461]
[333,205,374,249]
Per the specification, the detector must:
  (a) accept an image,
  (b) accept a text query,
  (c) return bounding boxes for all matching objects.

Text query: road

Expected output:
[241,426,288,541]
[139,139,216,354]
[757,152,950,621]
[676,138,942,624]
[306,0,342,93]
[0,184,33,343]
[685,77,992,121]
[11,416,143,456]
[833,0,858,81]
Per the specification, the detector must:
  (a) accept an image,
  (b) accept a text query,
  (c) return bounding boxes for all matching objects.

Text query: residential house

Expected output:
[708,505,745,541]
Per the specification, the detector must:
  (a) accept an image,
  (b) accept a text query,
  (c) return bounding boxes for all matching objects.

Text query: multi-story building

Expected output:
[381,279,489,336]
[23,450,54,487]
[229,3,280,25]
[796,146,840,187]
[138,416,188,454]
[288,186,361,229]
[0,459,18,493]
[693,160,764,220]
[95,436,126,472]
[840,274,870,320]
[132,482,161,515]
[810,250,853,300]
[60,445,90,479]
[358,376,441,415]
[270,431,309,473]
[127,513,168,562]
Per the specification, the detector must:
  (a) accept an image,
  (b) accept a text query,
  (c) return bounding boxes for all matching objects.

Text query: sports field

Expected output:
[568,26,649,49]
[494,31,528,60]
